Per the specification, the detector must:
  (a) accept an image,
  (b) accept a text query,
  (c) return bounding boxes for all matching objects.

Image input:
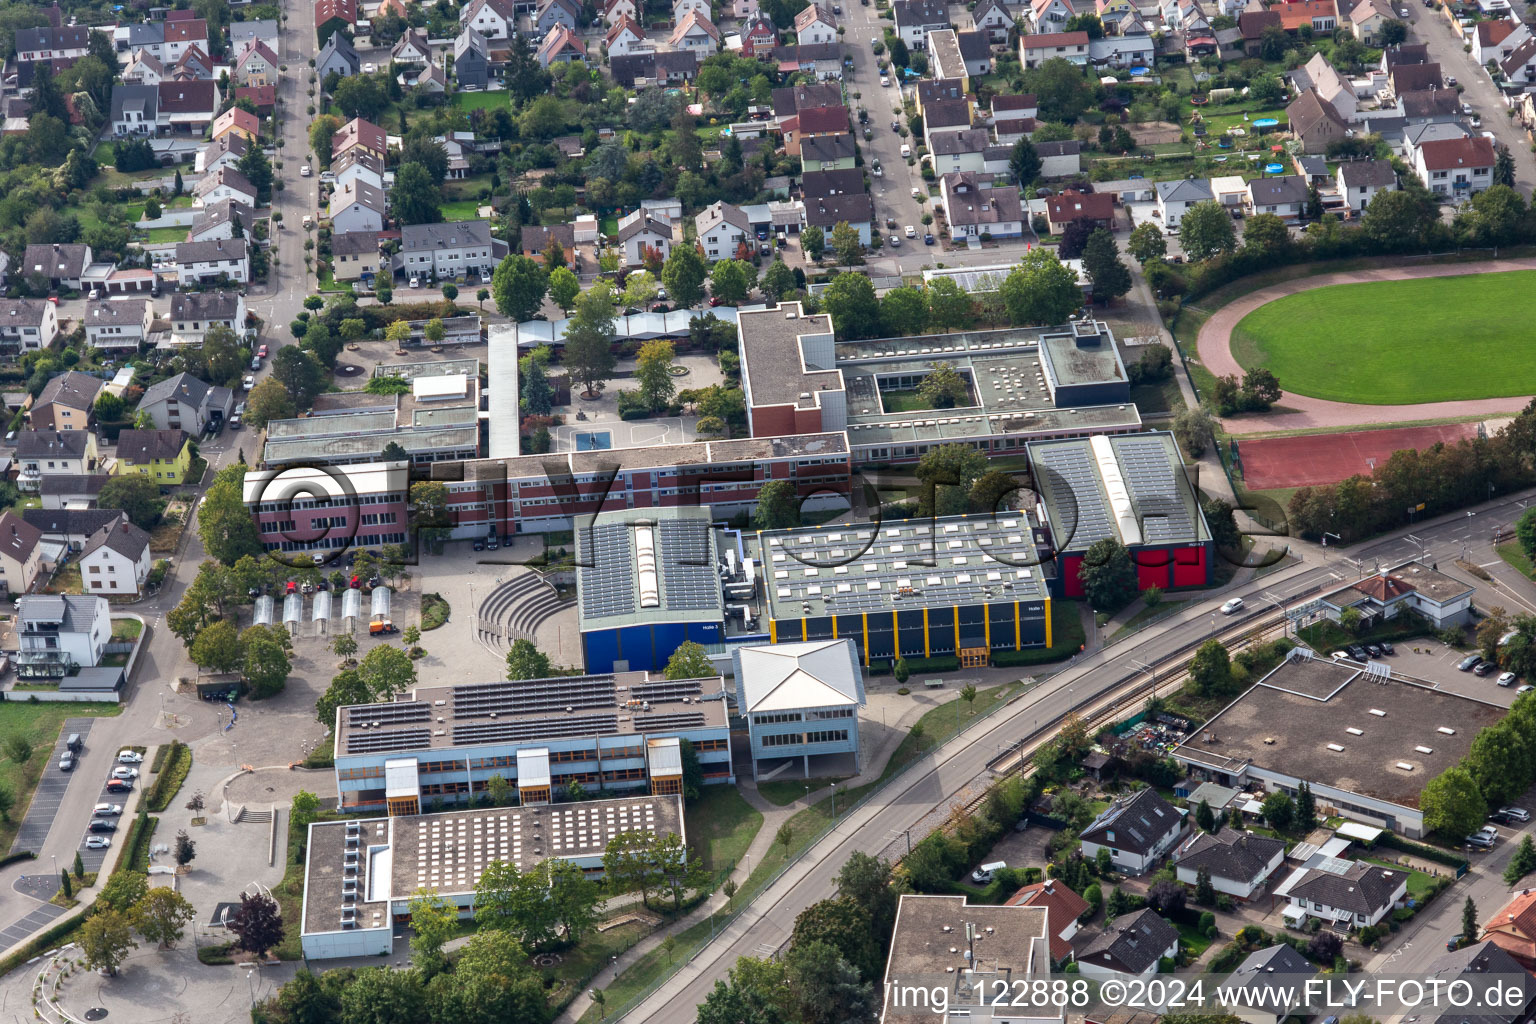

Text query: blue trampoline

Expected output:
[575,431,613,451]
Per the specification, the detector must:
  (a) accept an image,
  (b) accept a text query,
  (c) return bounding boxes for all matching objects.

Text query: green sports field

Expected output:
[1230,270,1536,405]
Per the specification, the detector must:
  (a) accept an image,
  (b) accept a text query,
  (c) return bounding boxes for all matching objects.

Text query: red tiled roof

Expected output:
[1277,0,1336,29]
[164,18,208,42]
[1006,880,1091,961]
[795,104,850,133]
[1418,135,1496,171]
[1022,30,1090,48]
[1477,18,1514,46]
[1045,190,1114,223]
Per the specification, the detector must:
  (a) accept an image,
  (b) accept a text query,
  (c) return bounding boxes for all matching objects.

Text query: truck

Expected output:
[369,619,399,635]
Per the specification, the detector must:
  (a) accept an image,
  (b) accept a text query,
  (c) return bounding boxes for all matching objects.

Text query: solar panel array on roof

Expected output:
[578,521,636,620]
[655,518,719,611]
[454,714,620,745]
[1028,441,1112,548]
[453,676,618,717]
[629,679,704,702]
[345,728,433,754]
[1112,434,1195,544]
[632,711,707,731]
[576,513,722,627]
[346,703,431,728]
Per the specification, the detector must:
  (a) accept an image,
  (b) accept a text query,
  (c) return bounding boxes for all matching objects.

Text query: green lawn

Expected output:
[441,199,487,222]
[139,227,186,244]
[452,91,513,112]
[0,703,123,852]
[757,777,852,806]
[1176,921,1216,958]
[1363,857,1436,900]
[686,785,762,874]
[1230,270,1536,404]
[1498,540,1536,579]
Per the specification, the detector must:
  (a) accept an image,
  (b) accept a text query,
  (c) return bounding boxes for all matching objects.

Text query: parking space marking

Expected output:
[9,719,95,855]
[0,903,64,951]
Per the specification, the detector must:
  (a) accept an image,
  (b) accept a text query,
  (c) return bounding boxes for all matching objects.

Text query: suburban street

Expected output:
[620,489,1536,1024]
[844,2,930,245]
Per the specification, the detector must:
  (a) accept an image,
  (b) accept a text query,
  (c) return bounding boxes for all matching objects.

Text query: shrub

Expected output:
[145,741,192,812]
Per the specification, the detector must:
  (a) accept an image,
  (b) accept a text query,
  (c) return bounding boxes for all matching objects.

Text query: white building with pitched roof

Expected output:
[732,639,866,779]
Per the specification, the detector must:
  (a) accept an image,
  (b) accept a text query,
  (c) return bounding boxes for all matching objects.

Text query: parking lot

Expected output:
[10,719,99,856]
[1336,637,1522,707]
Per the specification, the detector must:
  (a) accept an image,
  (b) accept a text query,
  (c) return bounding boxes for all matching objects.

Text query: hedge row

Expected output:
[0,851,36,869]
[145,741,191,812]
[149,741,171,774]
[1377,832,1469,871]
[120,811,158,875]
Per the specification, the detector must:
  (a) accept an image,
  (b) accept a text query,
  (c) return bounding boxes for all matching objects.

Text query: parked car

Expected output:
[1219,597,1244,614]
[924,233,935,245]
[111,767,139,780]
[1475,661,1496,676]
[472,538,485,552]
[117,750,142,764]
[1378,640,1395,655]
[58,752,74,772]
[1490,811,1513,825]
[1347,644,1369,660]
[257,345,268,358]
[889,235,901,247]
[242,375,255,390]
[1503,807,1532,821]
[880,75,890,87]
[105,779,133,792]
[905,225,916,238]
[1519,684,1535,695]
[85,836,111,850]
[93,803,122,816]
[900,143,911,158]
[971,860,1006,884]
[1466,832,1495,849]
[88,819,117,833]
[300,165,312,177]
[1363,643,1383,658]
[1498,671,1517,687]
[1458,653,1483,671]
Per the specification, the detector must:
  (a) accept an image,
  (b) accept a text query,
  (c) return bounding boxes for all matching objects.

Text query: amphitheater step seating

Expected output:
[475,573,574,654]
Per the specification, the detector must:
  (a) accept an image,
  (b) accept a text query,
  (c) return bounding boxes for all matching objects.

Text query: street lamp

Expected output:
[1131,659,1156,700]
[829,782,837,815]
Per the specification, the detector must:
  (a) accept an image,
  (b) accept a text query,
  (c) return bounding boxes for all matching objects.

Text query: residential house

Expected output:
[1155,177,1214,228]
[606,15,648,55]
[1277,0,1338,33]
[729,0,760,17]
[924,97,974,144]
[1030,0,1073,31]
[1020,30,1090,67]
[930,128,991,173]
[974,0,1016,42]
[234,40,279,85]
[0,300,59,354]
[0,514,43,596]
[17,431,98,493]
[1479,889,1536,971]
[14,594,111,678]
[22,509,128,552]
[928,28,967,84]
[1473,18,1521,65]
[156,79,219,134]
[991,91,1038,137]
[169,45,215,82]
[520,223,576,261]
[1078,788,1183,873]
[1499,37,1536,91]
[741,15,777,56]
[332,147,387,191]
[1293,52,1358,119]
[398,221,504,282]
[618,212,675,264]
[195,167,259,208]
[695,201,752,260]
[1286,861,1407,928]
[235,86,277,116]
[1004,879,1090,964]
[1388,60,1442,98]
[1042,189,1115,234]
[1171,827,1285,899]
[772,41,841,78]
[653,49,701,81]
[782,103,849,157]
[670,11,720,50]
[794,3,837,45]
[83,300,153,353]
[1092,24,1155,67]
[79,520,152,596]
[315,0,358,44]
[1096,0,1136,30]
[674,0,711,20]
[392,29,432,65]
[1288,88,1348,154]
[773,80,842,119]
[40,475,110,510]
[1399,87,1462,120]
[941,170,1023,238]
[1037,139,1082,177]
[316,31,361,78]
[536,24,587,65]
[953,29,993,76]
[228,19,281,54]
[1414,135,1495,196]
[14,25,90,62]
[113,429,192,485]
[1222,946,1319,1024]
[802,167,864,198]
[1246,175,1310,221]
[801,133,856,171]
[602,0,638,25]
[174,238,250,286]
[1337,159,1397,214]
[804,193,874,244]
[136,373,232,433]
[31,372,101,431]
[329,180,388,234]
[211,107,261,144]
[1317,560,1474,629]
[893,0,950,49]
[332,117,389,163]
[1239,8,1282,54]
[455,28,492,88]
[22,243,91,291]
[462,0,516,38]
[160,18,210,63]
[331,232,383,283]
[170,291,247,346]
[1074,909,1181,979]
[122,49,167,85]
[188,200,255,244]
[197,134,249,175]
[534,0,580,35]
[1423,942,1536,1024]
[1349,0,1392,43]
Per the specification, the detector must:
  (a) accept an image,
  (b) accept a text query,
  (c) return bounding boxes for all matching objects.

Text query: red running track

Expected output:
[1239,423,1481,491]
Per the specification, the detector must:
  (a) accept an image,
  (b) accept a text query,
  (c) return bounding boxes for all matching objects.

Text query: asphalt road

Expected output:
[844,3,931,245]
[620,488,1536,1024]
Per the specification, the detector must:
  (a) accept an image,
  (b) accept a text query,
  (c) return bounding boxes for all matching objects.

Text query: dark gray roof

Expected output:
[1080,788,1182,855]
[1289,861,1404,917]
[957,29,990,59]
[804,192,873,228]
[652,49,699,75]
[140,372,211,410]
[0,299,50,327]
[111,83,159,125]
[893,0,948,25]
[916,78,966,107]
[401,220,494,252]
[801,133,856,163]
[36,371,103,412]
[0,512,42,563]
[38,474,109,497]
[925,97,972,129]
[1338,159,1398,188]
[115,428,189,463]
[59,667,124,692]
[16,25,91,51]
[85,300,148,329]
[617,213,672,243]
[175,238,249,266]
[1075,909,1179,974]
[1248,174,1309,206]
[1176,828,1284,883]
[170,290,242,321]
[802,167,865,198]
[23,508,125,538]
[23,243,90,281]
[190,199,254,240]
[1035,140,1081,157]
[1226,944,1318,1016]
[81,520,150,562]
[331,231,380,256]
[1425,941,1534,1024]
[16,430,91,460]
[930,128,990,155]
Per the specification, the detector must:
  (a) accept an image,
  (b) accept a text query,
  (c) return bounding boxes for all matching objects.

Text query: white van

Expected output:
[971,860,1007,884]
[900,143,912,158]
